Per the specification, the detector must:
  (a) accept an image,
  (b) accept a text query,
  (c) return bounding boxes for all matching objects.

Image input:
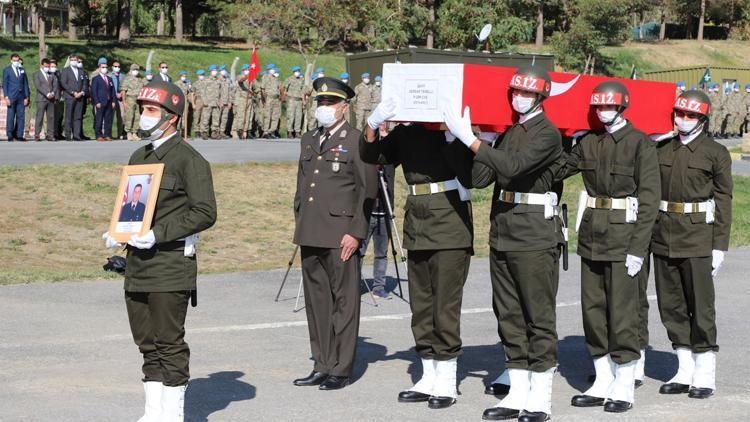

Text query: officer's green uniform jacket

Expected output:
[556,121,660,261]
[359,124,474,251]
[125,134,217,292]
[472,112,564,251]
[294,121,377,248]
[651,133,732,257]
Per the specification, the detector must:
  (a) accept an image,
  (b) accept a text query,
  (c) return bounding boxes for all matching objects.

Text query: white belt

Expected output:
[575,191,638,232]
[408,179,459,195]
[585,197,629,210]
[498,190,559,219]
[659,200,710,213]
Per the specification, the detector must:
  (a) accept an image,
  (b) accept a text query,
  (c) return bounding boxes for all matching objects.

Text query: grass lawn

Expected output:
[0,161,748,285]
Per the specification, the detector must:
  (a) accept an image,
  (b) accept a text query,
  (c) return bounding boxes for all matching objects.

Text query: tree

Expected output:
[69,1,78,40]
[697,0,706,40]
[574,0,630,45]
[535,0,544,47]
[118,0,131,43]
[550,18,605,71]
[175,0,183,41]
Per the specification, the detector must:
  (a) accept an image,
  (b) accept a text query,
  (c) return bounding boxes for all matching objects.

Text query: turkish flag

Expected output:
[383,63,676,137]
[248,48,261,82]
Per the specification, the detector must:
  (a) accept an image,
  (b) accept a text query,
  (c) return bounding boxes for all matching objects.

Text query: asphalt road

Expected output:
[2,249,749,421]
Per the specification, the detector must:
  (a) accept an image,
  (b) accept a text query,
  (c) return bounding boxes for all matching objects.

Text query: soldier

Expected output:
[176,71,193,138]
[707,84,722,137]
[675,81,686,97]
[293,76,377,391]
[261,64,282,139]
[192,69,206,139]
[353,72,373,131]
[102,80,217,422]
[743,84,750,135]
[217,65,231,139]
[361,101,475,408]
[443,64,563,422]
[340,72,349,84]
[253,70,267,138]
[200,65,222,140]
[652,90,732,400]
[120,64,145,141]
[555,81,659,414]
[284,66,305,138]
[339,73,352,124]
[231,64,254,140]
[371,75,382,108]
[725,84,744,138]
[304,68,326,132]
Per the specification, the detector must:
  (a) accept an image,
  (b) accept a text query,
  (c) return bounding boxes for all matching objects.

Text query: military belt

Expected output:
[498,190,548,206]
[408,179,459,196]
[585,197,629,210]
[659,200,711,214]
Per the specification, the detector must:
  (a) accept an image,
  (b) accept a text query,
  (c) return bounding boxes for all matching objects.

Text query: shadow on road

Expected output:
[185,371,256,422]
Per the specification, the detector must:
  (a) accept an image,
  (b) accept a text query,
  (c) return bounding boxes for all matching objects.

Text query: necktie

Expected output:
[320,132,331,150]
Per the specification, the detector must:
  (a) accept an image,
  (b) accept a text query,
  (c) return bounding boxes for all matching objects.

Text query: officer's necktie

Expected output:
[320,131,331,150]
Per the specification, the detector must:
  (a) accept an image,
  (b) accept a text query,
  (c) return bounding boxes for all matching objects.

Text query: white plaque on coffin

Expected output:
[381,63,464,123]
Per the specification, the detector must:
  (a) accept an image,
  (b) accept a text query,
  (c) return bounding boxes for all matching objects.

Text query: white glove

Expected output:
[442,105,476,148]
[444,130,456,143]
[367,97,397,130]
[477,131,499,144]
[184,233,200,257]
[127,230,156,250]
[711,249,725,277]
[102,232,122,249]
[625,254,644,277]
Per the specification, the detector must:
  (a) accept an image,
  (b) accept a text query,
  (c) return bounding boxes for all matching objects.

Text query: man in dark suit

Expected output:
[157,62,172,82]
[91,57,117,141]
[49,59,65,139]
[33,58,60,142]
[120,184,147,222]
[3,53,31,141]
[109,60,125,139]
[60,55,86,141]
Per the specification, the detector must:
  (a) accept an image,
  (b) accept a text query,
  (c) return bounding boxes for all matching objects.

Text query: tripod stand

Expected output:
[377,169,408,302]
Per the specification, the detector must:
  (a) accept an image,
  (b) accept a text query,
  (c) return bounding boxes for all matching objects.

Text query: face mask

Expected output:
[11,61,20,68]
[342,79,348,84]
[112,67,120,73]
[315,105,338,128]
[375,81,381,87]
[273,72,278,78]
[294,71,300,77]
[180,76,186,81]
[42,67,50,73]
[596,109,619,125]
[211,70,218,77]
[99,67,108,74]
[243,70,249,75]
[138,114,167,141]
[69,60,77,67]
[160,68,168,74]
[77,62,83,68]
[221,70,227,77]
[50,67,57,73]
[317,73,324,78]
[363,78,370,84]
[512,95,535,114]
[675,116,700,134]
[131,70,138,76]
[146,75,153,81]
[198,75,204,80]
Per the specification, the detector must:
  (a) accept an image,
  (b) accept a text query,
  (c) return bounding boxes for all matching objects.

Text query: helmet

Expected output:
[590,81,630,109]
[509,64,552,98]
[674,90,711,117]
[137,80,186,117]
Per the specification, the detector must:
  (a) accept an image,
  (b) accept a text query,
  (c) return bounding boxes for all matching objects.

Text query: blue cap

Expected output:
[219,65,226,71]
[291,66,301,72]
[208,64,217,71]
[340,72,349,79]
[260,70,267,76]
[361,72,370,78]
[97,57,107,66]
[266,64,275,70]
[315,68,324,74]
[676,81,686,87]
[242,64,250,70]
[178,70,187,76]
[196,69,205,75]
[745,84,750,89]
[375,75,382,81]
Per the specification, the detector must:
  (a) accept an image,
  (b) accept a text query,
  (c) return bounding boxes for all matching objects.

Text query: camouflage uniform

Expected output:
[200,76,222,138]
[192,76,206,137]
[283,74,305,137]
[218,75,231,138]
[231,76,256,139]
[253,76,265,137]
[176,78,192,137]
[743,89,750,134]
[120,67,145,140]
[262,74,282,136]
[304,83,318,132]
[371,83,382,107]
[707,89,723,136]
[353,81,373,131]
[725,90,744,136]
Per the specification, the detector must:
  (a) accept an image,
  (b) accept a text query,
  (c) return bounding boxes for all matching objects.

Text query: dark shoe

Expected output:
[373,288,391,299]
[34,136,41,142]
[634,379,643,388]
[7,138,14,142]
[398,390,430,403]
[427,396,456,409]
[659,382,690,394]
[587,374,596,383]
[518,411,550,422]
[293,371,328,386]
[46,137,55,142]
[571,394,605,407]
[201,132,208,140]
[603,400,632,413]
[688,387,714,399]
[319,375,350,390]
[485,383,510,396]
[482,406,520,420]
[17,137,26,142]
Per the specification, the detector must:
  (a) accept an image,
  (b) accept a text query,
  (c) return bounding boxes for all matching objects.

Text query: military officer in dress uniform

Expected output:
[103,80,217,422]
[556,81,660,414]
[442,64,564,422]
[292,77,378,391]
[361,99,475,409]
[652,90,732,400]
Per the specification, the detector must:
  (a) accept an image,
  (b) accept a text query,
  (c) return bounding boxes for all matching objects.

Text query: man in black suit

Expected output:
[91,57,116,141]
[119,184,147,222]
[59,55,86,141]
[33,58,59,142]
[157,62,172,82]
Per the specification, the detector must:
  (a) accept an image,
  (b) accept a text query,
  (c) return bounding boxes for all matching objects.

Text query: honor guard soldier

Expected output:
[292,77,378,391]
[443,64,564,422]
[102,80,217,422]
[361,99,475,408]
[555,81,660,414]
[652,90,732,399]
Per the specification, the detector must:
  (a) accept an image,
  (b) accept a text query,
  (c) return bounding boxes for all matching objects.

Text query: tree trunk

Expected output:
[68,1,77,40]
[175,0,183,41]
[156,4,164,36]
[697,0,705,40]
[31,7,37,33]
[38,2,47,59]
[426,0,435,48]
[118,0,131,43]
[659,9,666,41]
[535,1,543,47]
[11,0,16,39]
[561,0,570,32]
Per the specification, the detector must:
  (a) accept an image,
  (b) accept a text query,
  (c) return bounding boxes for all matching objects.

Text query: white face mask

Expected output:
[69,60,77,67]
[210,70,218,77]
[42,67,50,73]
[375,81,381,86]
[160,68,168,74]
[99,67,108,74]
[11,60,20,68]
[317,73,324,78]
[315,105,338,128]
[146,75,153,81]
[273,72,278,78]
[596,109,619,125]
[512,95,535,114]
[139,115,166,141]
[180,76,186,81]
[294,71,301,77]
[243,70,249,75]
[50,67,57,73]
[342,79,348,84]
[112,66,120,73]
[77,62,83,68]
[198,75,204,80]
[131,70,138,76]
[675,116,700,134]
[363,78,370,84]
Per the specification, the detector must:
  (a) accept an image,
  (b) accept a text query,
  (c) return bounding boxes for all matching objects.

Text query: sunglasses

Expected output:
[674,110,701,119]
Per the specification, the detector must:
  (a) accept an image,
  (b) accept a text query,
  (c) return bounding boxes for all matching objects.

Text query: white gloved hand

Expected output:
[367,97,397,130]
[711,249,725,277]
[477,132,499,144]
[442,105,476,148]
[127,230,156,250]
[444,130,456,143]
[102,232,122,249]
[625,254,644,277]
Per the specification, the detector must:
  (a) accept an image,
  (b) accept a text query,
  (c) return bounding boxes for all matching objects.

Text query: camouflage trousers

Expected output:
[200,106,221,134]
[192,98,203,134]
[231,100,253,133]
[263,97,281,133]
[124,97,140,133]
[286,99,304,134]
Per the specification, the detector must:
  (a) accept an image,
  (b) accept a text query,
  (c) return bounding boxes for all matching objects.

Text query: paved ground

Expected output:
[2,248,749,421]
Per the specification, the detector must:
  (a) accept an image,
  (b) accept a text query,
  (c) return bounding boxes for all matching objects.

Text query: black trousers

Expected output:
[94,102,114,138]
[654,254,718,353]
[300,246,362,377]
[407,249,471,360]
[125,290,191,386]
[64,98,83,139]
[490,247,560,372]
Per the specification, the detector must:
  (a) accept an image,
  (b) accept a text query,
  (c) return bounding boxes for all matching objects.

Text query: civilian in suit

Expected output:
[60,55,86,141]
[119,184,147,222]
[33,58,60,142]
[109,60,126,139]
[157,62,172,82]
[91,57,117,141]
[50,60,65,139]
[2,53,31,141]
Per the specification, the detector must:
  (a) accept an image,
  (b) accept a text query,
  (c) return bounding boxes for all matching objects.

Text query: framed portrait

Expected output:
[108,164,165,243]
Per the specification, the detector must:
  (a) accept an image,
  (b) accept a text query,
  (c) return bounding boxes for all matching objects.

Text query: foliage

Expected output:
[549,18,605,72]
[574,0,631,45]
